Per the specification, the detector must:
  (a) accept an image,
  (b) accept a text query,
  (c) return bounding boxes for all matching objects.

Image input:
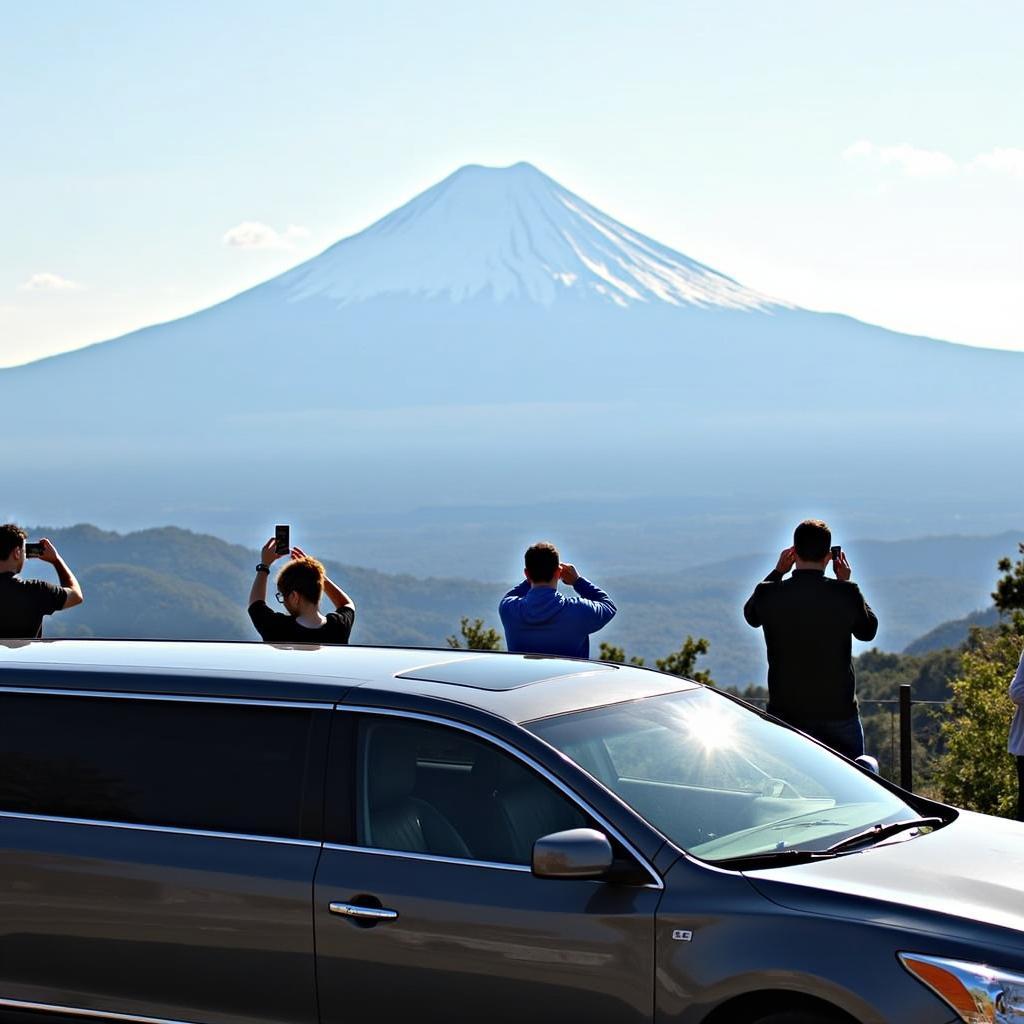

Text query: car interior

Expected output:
[360,721,588,864]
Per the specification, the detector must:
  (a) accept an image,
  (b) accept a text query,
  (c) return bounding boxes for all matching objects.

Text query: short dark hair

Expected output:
[793,519,832,561]
[277,556,324,605]
[0,524,26,560]
[524,541,560,583]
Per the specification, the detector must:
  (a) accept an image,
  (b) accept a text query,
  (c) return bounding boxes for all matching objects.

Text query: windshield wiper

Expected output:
[711,849,836,870]
[822,816,944,855]
[711,816,945,870]
[768,819,850,830]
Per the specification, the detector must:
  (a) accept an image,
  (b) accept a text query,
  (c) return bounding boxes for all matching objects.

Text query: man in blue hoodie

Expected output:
[499,541,616,659]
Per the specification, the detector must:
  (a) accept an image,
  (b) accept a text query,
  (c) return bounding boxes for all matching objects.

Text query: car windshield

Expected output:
[527,688,919,863]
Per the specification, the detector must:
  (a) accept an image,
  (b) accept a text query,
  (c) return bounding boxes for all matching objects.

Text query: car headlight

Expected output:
[900,953,1024,1023]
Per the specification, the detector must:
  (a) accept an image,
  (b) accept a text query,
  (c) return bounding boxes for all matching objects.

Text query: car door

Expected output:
[313,708,661,1024]
[0,686,329,1024]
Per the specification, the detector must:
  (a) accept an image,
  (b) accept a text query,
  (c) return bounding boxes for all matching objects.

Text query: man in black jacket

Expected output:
[743,519,877,758]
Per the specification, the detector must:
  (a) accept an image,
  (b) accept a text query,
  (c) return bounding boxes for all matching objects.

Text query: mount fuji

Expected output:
[279,161,778,311]
[3,161,1022,559]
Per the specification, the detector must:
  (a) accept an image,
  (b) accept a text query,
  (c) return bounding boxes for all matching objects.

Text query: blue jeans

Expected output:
[779,713,865,760]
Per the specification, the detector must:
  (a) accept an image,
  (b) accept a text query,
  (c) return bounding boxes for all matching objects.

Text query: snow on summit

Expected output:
[280,162,780,310]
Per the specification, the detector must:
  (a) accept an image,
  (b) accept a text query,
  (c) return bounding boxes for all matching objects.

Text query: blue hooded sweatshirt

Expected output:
[498,577,616,659]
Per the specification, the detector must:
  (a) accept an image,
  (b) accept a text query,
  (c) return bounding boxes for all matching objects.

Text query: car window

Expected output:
[528,689,917,861]
[0,692,320,839]
[357,716,588,865]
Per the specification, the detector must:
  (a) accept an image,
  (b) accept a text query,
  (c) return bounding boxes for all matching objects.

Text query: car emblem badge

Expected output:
[672,929,693,942]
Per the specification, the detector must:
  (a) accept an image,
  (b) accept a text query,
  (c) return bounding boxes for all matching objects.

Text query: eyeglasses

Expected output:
[275,592,285,604]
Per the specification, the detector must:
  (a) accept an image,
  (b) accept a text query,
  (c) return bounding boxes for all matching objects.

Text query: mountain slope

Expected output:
[3,162,1023,543]
[280,162,780,310]
[903,607,1001,655]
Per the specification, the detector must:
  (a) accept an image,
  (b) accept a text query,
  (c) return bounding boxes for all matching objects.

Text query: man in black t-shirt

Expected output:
[0,524,84,639]
[743,519,878,759]
[248,537,355,644]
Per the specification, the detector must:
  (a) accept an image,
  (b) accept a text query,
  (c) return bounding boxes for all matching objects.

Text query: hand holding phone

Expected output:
[275,525,290,557]
[831,545,852,580]
[25,542,44,558]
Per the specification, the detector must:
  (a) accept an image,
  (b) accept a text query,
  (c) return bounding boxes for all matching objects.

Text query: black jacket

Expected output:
[743,568,878,720]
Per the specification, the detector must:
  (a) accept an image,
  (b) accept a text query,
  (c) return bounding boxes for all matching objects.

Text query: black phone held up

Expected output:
[275,525,290,556]
[25,542,44,558]
[830,545,842,559]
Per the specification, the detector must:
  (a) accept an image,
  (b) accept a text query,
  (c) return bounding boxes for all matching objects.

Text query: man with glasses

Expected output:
[248,536,355,644]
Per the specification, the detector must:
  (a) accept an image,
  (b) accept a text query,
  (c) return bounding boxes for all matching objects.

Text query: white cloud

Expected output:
[969,147,1024,177]
[18,272,84,291]
[843,140,875,160]
[846,141,1024,181]
[843,140,957,178]
[222,221,311,250]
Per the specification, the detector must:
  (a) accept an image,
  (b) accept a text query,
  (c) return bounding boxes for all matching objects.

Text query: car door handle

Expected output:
[329,901,399,922]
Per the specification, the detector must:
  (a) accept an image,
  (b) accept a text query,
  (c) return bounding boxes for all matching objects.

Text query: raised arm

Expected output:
[561,565,616,632]
[322,573,355,611]
[849,585,879,642]
[249,537,283,607]
[289,545,354,610]
[39,539,83,610]
[742,587,763,627]
[744,548,794,627]
[501,578,532,602]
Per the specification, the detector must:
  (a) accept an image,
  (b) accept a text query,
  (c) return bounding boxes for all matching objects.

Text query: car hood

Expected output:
[744,810,1024,939]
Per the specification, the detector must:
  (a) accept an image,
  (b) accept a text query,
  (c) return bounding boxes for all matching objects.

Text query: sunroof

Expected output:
[395,655,614,690]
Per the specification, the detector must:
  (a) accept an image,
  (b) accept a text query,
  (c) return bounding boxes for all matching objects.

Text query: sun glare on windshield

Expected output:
[671,703,738,754]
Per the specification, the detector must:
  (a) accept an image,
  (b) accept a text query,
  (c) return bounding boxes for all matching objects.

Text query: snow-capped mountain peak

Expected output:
[279,162,780,311]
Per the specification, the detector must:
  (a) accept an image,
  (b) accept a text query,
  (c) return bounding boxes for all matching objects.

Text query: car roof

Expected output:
[0,639,697,724]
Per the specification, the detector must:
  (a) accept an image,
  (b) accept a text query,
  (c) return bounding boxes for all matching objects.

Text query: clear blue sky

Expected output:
[2,0,1022,366]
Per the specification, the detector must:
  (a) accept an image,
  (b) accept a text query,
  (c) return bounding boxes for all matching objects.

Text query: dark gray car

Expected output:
[0,639,1021,1024]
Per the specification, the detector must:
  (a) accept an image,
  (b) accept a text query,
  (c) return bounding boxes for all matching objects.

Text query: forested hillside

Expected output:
[20,523,1022,690]
[29,524,497,649]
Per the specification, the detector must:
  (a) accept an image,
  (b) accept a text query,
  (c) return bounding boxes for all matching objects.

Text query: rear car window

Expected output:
[0,692,318,839]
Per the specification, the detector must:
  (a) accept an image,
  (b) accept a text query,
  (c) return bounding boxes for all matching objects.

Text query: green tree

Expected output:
[656,635,714,685]
[994,543,1024,613]
[446,616,503,651]
[934,624,1022,817]
[600,637,714,683]
[598,642,645,667]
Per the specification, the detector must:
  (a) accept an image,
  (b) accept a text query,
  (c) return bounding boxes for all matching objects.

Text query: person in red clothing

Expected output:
[248,537,355,644]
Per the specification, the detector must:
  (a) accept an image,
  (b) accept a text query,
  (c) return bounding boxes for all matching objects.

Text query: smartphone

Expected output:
[830,545,842,561]
[275,525,290,556]
[25,542,44,558]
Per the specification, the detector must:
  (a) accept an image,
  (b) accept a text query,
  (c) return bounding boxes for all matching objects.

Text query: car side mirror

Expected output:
[532,828,614,880]
[855,754,880,774]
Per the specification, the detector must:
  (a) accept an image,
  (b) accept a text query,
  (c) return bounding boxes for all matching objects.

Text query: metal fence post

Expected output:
[899,684,913,791]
